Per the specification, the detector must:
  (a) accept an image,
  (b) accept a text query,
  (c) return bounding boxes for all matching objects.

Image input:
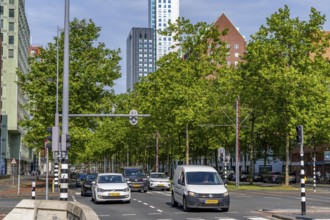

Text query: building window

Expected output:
[0,6,3,16]
[9,22,14,31]
[8,49,14,58]
[9,9,15,18]
[234,44,239,49]
[0,20,3,29]
[234,52,239,58]
[9,0,15,4]
[9,36,14,44]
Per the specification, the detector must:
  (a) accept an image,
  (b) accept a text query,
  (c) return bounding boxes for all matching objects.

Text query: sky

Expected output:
[25,0,330,94]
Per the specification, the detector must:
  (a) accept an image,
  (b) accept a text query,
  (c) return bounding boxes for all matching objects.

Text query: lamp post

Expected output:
[60,0,70,201]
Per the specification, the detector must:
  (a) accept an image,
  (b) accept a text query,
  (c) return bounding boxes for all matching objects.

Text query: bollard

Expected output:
[32,181,36,200]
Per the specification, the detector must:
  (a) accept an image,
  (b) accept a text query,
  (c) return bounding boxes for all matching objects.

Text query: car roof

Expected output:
[177,165,217,172]
[97,173,123,176]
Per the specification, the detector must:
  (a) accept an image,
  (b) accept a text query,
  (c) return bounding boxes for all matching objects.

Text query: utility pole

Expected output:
[60,0,70,201]
[235,96,240,187]
[155,131,159,172]
[186,124,189,165]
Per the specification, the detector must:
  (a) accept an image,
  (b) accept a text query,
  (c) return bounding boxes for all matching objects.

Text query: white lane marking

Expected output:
[148,213,162,215]
[187,218,205,220]
[143,202,148,205]
[157,209,163,212]
[98,215,110,217]
[245,217,271,220]
[72,195,77,202]
[149,205,155,208]
[138,200,142,203]
[214,218,236,220]
[122,214,136,216]
[133,198,136,200]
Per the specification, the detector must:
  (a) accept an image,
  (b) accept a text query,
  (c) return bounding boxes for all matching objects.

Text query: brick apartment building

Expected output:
[212,13,247,67]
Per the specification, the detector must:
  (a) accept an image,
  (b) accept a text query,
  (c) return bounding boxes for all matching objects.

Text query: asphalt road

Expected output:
[70,186,330,220]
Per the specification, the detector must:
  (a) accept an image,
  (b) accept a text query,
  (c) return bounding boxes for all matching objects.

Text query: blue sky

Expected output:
[25,0,330,94]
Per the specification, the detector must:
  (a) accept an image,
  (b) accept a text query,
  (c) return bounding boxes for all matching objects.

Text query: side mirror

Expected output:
[92,181,95,185]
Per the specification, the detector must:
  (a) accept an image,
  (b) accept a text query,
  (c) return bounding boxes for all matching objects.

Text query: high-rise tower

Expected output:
[148,0,179,60]
[126,28,155,92]
[0,0,32,175]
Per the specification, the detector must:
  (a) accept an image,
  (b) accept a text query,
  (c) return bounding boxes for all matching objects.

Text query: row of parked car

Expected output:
[74,167,171,204]
[220,171,297,184]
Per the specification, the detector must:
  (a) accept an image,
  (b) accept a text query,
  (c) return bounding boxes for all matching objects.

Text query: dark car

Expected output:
[122,167,148,192]
[275,172,297,184]
[76,173,87,187]
[81,173,97,196]
[262,172,281,183]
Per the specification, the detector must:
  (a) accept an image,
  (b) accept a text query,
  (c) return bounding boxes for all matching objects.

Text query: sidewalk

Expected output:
[0,176,60,199]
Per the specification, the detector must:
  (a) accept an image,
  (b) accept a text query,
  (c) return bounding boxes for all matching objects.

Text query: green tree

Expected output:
[17,18,121,162]
[239,5,330,185]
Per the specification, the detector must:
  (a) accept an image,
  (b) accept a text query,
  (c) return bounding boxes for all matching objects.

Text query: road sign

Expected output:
[11,158,17,165]
[129,109,138,125]
[61,151,67,158]
[54,151,60,158]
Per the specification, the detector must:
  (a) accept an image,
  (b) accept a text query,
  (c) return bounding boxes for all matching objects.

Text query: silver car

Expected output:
[91,173,131,204]
[148,172,171,191]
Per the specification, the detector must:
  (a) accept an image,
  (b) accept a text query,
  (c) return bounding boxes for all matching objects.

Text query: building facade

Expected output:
[126,28,155,92]
[0,0,32,175]
[212,13,247,67]
[148,0,179,61]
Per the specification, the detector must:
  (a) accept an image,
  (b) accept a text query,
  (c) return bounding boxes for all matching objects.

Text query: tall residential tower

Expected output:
[148,0,179,60]
[126,28,155,92]
[0,0,31,175]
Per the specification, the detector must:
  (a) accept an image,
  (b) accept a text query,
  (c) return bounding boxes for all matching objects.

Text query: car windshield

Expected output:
[98,175,125,183]
[124,169,145,176]
[150,173,166,178]
[79,174,87,179]
[186,172,223,185]
[86,174,97,181]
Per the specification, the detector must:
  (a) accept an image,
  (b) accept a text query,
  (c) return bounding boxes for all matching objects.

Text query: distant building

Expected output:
[0,0,32,175]
[212,13,247,67]
[126,28,155,92]
[148,0,179,61]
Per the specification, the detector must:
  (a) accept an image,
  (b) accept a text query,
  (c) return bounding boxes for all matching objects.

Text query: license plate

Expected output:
[109,192,120,196]
[205,199,218,204]
[159,184,164,186]
[132,184,140,188]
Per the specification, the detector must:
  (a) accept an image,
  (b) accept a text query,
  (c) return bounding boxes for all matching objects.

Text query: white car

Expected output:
[148,172,171,190]
[91,173,131,204]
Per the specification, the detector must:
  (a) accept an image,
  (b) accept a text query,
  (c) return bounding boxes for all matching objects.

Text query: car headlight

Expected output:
[222,191,229,197]
[97,188,105,192]
[188,191,199,197]
[143,178,147,181]
[123,187,130,192]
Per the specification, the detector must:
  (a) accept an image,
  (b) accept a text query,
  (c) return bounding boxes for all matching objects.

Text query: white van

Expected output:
[171,165,230,212]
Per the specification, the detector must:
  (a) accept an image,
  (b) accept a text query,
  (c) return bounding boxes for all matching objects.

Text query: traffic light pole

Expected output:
[60,0,70,201]
[297,125,306,215]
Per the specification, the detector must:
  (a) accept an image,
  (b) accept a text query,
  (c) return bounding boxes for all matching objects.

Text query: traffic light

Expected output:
[296,125,303,144]
[46,126,60,152]
[61,133,71,151]
[66,134,71,150]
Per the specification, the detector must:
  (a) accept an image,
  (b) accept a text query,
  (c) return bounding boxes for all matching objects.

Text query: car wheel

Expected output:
[222,207,229,212]
[81,190,84,197]
[182,196,190,212]
[126,200,131,203]
[171,192,178,207]
[141,189,144,193]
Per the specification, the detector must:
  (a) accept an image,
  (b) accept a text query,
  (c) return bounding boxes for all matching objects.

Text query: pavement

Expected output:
[0,177,329,220]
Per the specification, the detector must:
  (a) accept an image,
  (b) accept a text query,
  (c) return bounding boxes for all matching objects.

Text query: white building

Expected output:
[148,0,179,61]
